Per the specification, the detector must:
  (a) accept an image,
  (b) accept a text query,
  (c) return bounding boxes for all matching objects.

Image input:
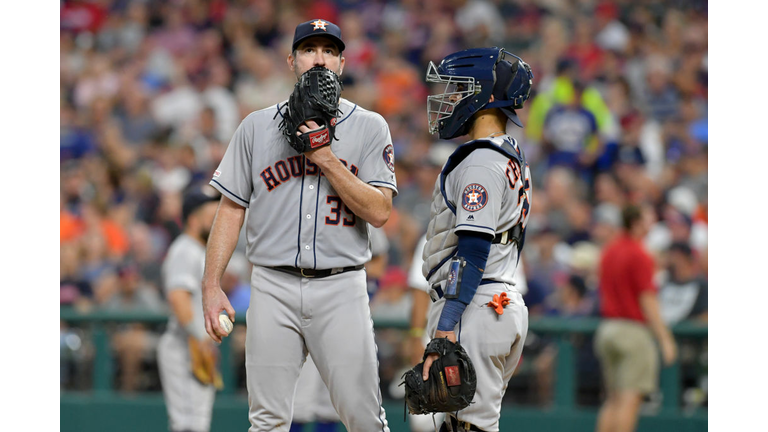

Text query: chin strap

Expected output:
[485,98,525,110]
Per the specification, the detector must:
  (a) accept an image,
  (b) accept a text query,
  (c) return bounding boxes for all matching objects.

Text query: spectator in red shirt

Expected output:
[594,204,677,432]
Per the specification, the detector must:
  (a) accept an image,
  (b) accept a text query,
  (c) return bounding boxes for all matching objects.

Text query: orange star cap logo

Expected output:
[312,20,328,31]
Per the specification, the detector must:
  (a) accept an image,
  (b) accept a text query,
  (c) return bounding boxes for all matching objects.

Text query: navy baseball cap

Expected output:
[182,186,220,223]
[292,19,345,52]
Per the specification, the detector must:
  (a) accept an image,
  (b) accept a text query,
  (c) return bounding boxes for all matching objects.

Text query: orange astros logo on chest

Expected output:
[462,183,488,212]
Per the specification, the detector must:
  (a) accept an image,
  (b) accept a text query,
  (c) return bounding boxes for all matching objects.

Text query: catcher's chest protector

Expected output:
[422,137,528,284]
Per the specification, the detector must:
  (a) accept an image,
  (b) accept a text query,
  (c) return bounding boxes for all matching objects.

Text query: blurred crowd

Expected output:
[60,0,708,405]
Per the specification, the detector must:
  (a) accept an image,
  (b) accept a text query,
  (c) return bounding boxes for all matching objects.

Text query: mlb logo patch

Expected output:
[382,144,395,172]
[462,183,488,212]
[214,170,221,178]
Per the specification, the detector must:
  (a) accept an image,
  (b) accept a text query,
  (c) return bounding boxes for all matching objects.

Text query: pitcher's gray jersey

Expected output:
[422,135,532,287]
[211,98,398,269]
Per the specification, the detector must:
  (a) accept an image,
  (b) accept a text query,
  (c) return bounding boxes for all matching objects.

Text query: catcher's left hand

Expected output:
[400,337,477,415]
[279,66,343,154]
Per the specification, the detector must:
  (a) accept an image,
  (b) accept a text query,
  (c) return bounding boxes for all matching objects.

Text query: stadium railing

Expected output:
[59,307,707,432]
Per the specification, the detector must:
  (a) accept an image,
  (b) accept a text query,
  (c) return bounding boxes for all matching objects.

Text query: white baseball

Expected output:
[218,314,233,335]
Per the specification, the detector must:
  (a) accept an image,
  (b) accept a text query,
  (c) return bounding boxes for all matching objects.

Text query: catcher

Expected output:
[402,48,534,432]
[158,186,223,432]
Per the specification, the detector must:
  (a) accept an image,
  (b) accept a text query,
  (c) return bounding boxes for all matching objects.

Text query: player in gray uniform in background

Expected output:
[201,19,396,432]
[419,47,534,432]
[158,186,221,432]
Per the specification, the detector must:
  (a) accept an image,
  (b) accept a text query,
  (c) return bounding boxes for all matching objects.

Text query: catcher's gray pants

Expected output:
[427,283,528,432]
[158,333,216,432]
[245,266,389,432]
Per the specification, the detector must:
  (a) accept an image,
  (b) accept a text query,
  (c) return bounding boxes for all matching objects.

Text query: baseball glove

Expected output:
[401,337,477,415]
[279,66,343,154]
[188,336,223,390]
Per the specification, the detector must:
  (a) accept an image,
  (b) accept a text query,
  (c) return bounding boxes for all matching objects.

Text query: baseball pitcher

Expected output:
[201,19,396,432]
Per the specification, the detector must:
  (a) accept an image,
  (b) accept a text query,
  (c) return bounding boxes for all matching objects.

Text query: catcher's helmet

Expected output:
[426,47,534,139]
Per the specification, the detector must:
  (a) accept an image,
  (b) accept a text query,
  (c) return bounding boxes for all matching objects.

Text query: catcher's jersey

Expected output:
[422,135,532,286]
[162,234,207,338]
[211,98,398,269]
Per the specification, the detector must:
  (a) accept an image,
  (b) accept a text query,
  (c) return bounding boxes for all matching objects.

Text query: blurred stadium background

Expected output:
[60,0,708,430]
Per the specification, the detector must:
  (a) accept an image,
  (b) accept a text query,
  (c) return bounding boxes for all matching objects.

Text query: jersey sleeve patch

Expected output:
[461,183,488,212]
[383,144,395,172]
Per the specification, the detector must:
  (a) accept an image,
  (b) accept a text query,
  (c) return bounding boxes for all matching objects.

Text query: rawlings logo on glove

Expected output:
[309,129,330,148]
[278,66,343,154]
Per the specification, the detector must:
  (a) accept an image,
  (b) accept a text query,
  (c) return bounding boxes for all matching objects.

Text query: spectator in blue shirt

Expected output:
[542,81,602,181]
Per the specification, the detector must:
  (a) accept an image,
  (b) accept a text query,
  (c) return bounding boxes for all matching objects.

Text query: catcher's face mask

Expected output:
[426,61,477,136]
[424,48,533,139]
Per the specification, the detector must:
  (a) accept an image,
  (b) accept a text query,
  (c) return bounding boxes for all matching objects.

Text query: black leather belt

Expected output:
[493,223,523,245]
[429,280,502,302]
[271,265,364,279]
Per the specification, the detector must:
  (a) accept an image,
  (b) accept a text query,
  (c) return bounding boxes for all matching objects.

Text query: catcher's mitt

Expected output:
[279,66,343,154]
[188,337,223,390]
[401,338,477,415]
